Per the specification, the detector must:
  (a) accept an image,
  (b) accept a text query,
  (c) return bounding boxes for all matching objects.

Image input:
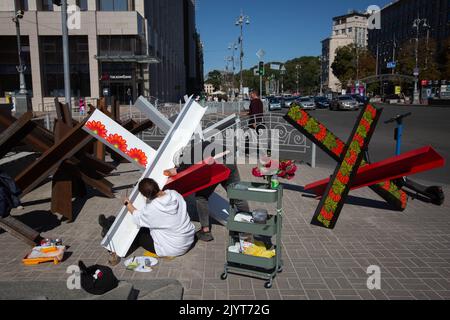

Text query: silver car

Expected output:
[298,97,316,110]
[331,96,359,111]
[268,97,282,111]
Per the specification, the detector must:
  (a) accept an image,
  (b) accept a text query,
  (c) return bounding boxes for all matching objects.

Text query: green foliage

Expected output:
[331,44,376,87]
[397,38,441,80]
[205,70,224,91]
[236,56,321,95]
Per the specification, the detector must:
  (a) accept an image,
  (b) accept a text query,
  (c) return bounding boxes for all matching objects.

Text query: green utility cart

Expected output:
[221,181,284,289]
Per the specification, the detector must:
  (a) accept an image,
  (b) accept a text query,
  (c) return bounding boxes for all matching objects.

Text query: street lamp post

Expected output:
[235,11,250,99]
[412,17,429,105]
[296,64,300,95]
[319,57,323,96]
[280,65,286,95]
[12,3,31,115]
[228,41,238,98]
[60,0,72,110]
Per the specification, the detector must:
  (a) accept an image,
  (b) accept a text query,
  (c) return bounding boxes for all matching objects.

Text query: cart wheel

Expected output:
[264,280,273,289]
[221,273,228,280]
[277,265,283,273]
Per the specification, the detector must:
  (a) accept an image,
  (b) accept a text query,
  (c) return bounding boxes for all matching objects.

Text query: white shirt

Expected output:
[132,190,195,257]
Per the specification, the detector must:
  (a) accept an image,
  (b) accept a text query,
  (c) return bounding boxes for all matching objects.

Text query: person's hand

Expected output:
[164,168,178,177]
[123,197,131,206]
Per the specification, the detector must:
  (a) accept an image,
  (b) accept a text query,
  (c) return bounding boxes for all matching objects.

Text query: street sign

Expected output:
[270,64,280,70]
[387,62,396,69]
[413,68,420,77]
[256,49,265,60]
[395,86,401,95]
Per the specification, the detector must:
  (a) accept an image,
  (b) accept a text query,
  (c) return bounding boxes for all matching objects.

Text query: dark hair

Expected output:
[250,89,260,96]
[138,179,160,200]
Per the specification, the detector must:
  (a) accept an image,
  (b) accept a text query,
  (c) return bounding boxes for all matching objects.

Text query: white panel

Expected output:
[101,97,207,257]
[83,109,156,170]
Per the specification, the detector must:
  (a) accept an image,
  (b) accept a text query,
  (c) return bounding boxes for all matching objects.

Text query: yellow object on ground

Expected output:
[144,251,159,258]
[244,242,276,259]
[144,250,176,261]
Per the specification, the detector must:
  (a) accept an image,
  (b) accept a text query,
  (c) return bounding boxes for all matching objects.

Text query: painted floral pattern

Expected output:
[286,105,408,210]
[317,105,378,228]
[107,133,128,152]
[127,148,148,167]
[85,120,149,168]
[86,120,108,138]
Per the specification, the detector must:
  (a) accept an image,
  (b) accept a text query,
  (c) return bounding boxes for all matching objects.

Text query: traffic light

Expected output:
[258,61,265,76]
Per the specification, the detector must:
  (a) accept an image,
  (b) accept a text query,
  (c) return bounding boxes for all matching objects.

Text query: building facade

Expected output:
[0,0,203,110]
[322,11,369,93]
[368,0,450,76]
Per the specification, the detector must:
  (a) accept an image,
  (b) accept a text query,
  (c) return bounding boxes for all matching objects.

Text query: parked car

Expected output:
[268,97,282,111]
[330,95,359,111]
[351,94,369,107]
[298,97,316,110]
[283,96,297,109]
[314,96,330,109]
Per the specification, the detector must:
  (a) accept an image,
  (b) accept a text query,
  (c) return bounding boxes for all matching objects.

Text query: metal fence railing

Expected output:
[30,97,316,167]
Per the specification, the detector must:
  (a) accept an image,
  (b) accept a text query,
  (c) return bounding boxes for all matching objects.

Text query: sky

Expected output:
[196,0,391,75]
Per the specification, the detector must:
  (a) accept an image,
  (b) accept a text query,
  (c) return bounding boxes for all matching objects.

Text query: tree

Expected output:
[205,70,223,91]
[397,38,440,80]
[283,56,321,95]
[331,45,356,87]
[331,44,376,87]
[438,37,450,79]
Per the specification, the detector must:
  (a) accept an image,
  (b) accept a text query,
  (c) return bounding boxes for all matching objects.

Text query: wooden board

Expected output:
[305,146,445,196]
[101,97,207,257]
[15,121,93,196]
[82,109,157,171]
[284,106,408,211]
[311,105,382,229]
[0,216,40,247]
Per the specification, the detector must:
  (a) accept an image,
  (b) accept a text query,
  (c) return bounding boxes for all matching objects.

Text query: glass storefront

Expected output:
[0,36,32,97]
[40,36,91,98]
[98,35,144,104]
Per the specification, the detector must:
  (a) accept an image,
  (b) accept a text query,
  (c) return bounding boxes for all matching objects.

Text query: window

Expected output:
[348,27,353,33]
[15,0,29,11]
[98,0,133,11]
[77,0,88,11]
[40,36,91,97]
[40,0,54,11]
[0,36,32,96]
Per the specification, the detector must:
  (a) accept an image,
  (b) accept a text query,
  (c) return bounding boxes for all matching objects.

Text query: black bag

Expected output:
[0,170,22,218]
[78,261,119,295]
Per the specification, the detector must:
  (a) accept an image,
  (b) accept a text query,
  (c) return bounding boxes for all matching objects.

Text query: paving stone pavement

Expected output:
[1,162,449,300]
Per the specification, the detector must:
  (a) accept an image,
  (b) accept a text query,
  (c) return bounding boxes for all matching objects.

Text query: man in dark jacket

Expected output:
[0,170,22,218]
[248,89,264,131]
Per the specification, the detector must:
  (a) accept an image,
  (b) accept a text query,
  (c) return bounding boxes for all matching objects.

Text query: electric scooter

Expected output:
[384,112,445,206]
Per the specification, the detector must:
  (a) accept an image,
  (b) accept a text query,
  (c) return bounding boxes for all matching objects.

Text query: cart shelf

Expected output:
[222,182,284,289]
[227,252,277,270]
[227,214,278,237]
[227,182,280,203]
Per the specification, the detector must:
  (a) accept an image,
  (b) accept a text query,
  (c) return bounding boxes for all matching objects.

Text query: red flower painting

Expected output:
[106,134,128,152]
[297,111,309,127]
[127,148,148,167]
[320,209,333,221]
[86,120,107,138]
[332,140,345,156]
[314,124,327,141]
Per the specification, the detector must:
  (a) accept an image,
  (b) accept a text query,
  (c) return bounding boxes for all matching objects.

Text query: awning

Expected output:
[95,55,160,64]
